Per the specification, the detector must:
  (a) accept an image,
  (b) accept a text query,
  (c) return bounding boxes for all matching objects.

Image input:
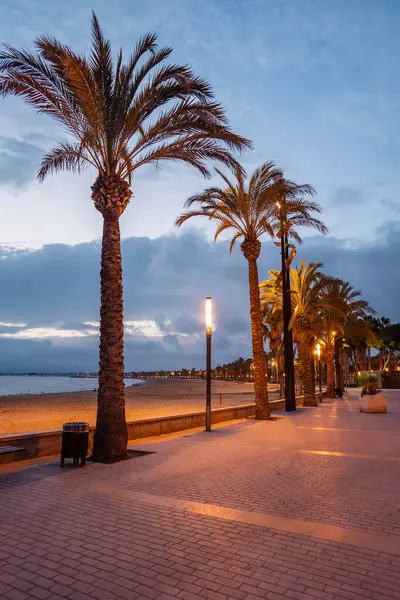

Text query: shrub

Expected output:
[360,374,379,396]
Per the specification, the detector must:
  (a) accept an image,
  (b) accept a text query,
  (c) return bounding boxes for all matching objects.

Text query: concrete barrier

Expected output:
[0,395,304,464]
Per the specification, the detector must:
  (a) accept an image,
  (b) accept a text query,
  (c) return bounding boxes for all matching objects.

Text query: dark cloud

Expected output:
[0,326,22,334]
[0,226,398,371]
[218,315,250,335]
[381,198,400,212]
[0,134,49,187]
[331,186,365,207]
[172,313,203,335]
[298,227,400,317]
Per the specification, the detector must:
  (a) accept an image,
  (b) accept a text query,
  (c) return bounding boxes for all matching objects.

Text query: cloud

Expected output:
[0,134,49,187]
[300,227,400,318]
[381,198,400,212]
[331,187,365,207]
[171,313,203,335]
[0,226,398,372]
[0,327,95,339]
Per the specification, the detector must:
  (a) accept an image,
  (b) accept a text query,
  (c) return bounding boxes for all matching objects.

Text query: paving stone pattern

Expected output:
[0,391,399,599]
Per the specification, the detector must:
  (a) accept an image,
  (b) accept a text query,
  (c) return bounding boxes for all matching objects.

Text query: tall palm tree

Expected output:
[176,162,324,419]
[0,13,251,459]
[289,262,332,406]
[261,261,332,406]
[260,272,285,395]
[176,162,282,419]
[368,316,397,370]
[343,319,376,374]
[319,281,373,397]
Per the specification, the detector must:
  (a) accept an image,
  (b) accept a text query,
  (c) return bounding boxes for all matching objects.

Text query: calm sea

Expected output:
[0,376,143,396]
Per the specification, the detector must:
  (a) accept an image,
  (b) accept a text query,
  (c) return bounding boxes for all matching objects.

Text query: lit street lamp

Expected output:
[205,297,212,432]
[316,342,322,402]
[271,359,279,392]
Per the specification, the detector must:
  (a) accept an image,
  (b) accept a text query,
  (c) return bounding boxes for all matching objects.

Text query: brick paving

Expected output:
[0,390,399,599]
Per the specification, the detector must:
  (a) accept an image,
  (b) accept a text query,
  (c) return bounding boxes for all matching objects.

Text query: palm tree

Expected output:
[176,162,283,419]
[0,14,251,459]
[289,262,333,406]
[261,262,332,406]
[176,162,324,419]
[343,319,376,375]
[319,281,374,397]
[261,292,285,396]
[367,316,400,370]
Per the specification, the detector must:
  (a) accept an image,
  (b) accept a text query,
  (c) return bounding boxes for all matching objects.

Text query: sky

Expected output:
[0,0,399,371]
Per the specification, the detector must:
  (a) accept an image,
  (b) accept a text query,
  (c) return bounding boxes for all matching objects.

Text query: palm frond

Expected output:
[89,12,113,114]
[127,137,241,178]
[37,141,89,181]
[175,210,210,227]
[229,230,243,254]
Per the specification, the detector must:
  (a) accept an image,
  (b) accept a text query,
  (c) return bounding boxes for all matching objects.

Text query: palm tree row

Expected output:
[260,262,375,403]
[0,13,332,457]
[176,165,326,419]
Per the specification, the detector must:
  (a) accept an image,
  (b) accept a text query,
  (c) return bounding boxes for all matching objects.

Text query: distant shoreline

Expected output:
[0,376,145,398]
[0,381,146,400]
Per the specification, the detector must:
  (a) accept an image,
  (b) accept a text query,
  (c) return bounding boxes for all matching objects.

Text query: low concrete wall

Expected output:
[0,395,304,464]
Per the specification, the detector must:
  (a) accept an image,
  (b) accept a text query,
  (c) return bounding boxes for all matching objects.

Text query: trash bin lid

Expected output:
[62,422,89,432]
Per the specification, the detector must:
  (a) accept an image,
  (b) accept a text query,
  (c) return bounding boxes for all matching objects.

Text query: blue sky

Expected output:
[0,0,398,370]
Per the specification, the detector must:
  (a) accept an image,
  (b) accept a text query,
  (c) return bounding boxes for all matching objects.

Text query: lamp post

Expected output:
[276,190,296,412]
[331,330,337,395]
[271,359,279,392]
[316,342,322,402]
[334,335,343,396]
[205,297,212,432]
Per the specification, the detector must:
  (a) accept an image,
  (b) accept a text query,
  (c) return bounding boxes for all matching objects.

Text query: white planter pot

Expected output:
[359,393,387,413]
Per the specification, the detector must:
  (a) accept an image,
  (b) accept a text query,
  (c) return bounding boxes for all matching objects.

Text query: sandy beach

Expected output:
[0,379,277,436]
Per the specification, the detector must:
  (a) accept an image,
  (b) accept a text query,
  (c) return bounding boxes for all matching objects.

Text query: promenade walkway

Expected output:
[0,390,399,600]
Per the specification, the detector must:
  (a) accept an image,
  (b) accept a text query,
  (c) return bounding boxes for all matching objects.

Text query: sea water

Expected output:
[0,376,143,396]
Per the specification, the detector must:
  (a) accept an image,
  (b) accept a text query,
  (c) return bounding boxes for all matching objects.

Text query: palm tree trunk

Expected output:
[300,332,317,406]
[335,339,343,392]
[91,174,131,461]
[360,347,367,371]
[297,339,305,395]
[326,345,335,398]
[92,213,127,460]
[247,257,270,419]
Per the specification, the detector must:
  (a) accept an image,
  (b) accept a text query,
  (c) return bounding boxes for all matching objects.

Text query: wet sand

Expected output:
[0,379,269,435]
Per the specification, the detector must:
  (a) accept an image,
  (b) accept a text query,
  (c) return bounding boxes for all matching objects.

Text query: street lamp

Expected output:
[275,180,296,412]
[271,359,279,392]
[316,342,322,402]
[205,297,212,432]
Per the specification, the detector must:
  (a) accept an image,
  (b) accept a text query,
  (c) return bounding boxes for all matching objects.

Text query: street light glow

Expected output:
[316,342,321,360]
[205,297,213,431]
[205,297,212,334]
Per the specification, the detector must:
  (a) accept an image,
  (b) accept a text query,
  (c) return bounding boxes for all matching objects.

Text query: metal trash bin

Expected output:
[60,422,89,467]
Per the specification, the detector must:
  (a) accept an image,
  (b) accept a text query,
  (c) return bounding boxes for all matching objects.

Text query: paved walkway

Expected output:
[1,390,400,600]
